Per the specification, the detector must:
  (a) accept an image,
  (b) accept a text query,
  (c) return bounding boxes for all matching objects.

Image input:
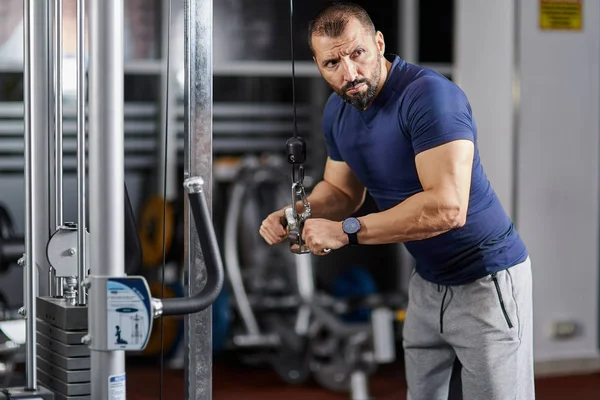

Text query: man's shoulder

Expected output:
[401,71,465,102]
[396,69,471,120]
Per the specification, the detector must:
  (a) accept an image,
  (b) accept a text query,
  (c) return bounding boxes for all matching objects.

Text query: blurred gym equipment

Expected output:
[219,153,407,400]
[0,204,24,273]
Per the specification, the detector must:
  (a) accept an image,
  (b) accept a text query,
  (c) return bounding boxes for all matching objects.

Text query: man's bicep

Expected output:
[415,140,474,210]
[323,157,365,202]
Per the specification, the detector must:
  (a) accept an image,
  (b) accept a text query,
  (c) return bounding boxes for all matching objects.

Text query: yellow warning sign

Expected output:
[540,0,582,31]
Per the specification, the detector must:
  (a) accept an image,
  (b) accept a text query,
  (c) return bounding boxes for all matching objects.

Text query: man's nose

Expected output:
[341,60,358,83]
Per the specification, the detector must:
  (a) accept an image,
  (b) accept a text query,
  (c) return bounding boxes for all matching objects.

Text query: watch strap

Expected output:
[347,231,358,246]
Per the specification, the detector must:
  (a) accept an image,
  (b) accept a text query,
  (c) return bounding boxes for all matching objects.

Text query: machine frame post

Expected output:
[23,0,52,390]
[76,0,87,306]
[183,0,214,398]
[88,0,126,398]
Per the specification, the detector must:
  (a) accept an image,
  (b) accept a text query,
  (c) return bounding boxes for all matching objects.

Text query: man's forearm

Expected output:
[357,189,465,245]
[298,180,363,221]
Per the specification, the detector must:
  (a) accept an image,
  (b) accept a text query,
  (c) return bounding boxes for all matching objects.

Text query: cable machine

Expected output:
[0,0,222,399]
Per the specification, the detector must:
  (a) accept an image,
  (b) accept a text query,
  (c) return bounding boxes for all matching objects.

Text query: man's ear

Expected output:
[375,31,385,54]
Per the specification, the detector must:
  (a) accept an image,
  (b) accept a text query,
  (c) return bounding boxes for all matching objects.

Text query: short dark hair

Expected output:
[307,2,376,53]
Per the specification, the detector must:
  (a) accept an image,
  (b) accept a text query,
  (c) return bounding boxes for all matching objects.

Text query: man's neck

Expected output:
[380,58,393,90]
[361,58,393,111]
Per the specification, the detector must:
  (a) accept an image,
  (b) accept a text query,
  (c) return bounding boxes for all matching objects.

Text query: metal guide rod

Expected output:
[158,0,178,201]
[76,0,87,305]
[48,0,55,234]
[48,0,63,298]
[89,0,125,398]
[183,0,214,398]
[23,0,52,389]
[53,0,64,230]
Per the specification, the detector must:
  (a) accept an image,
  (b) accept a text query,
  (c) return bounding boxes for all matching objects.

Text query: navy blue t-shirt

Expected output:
[322,55,528,286]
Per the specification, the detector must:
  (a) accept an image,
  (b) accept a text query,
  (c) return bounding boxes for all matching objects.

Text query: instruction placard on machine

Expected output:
[106,277,153,351]
[109,373,126,400]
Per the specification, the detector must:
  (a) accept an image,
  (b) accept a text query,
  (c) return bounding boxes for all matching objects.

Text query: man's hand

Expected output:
[303,218,348,255]
[259,208,288,245]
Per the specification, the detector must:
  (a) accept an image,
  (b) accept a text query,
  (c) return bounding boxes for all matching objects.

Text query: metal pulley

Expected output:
[286,136,306,165]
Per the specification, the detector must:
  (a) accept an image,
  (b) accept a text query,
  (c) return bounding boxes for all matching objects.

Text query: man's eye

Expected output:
[354,49,364,56]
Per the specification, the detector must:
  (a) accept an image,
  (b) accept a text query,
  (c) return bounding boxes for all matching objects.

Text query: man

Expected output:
[259,2,534,399]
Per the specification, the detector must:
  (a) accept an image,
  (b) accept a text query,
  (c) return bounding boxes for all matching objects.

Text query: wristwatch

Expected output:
[342,217,361,246]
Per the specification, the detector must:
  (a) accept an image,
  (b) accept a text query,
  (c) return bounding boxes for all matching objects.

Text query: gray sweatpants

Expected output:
[402,257,534,400]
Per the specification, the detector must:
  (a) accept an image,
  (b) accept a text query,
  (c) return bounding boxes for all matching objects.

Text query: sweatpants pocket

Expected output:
[491,272,513,329]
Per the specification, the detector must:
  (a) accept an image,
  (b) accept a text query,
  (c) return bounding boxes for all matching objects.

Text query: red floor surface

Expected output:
[126,356,600,400]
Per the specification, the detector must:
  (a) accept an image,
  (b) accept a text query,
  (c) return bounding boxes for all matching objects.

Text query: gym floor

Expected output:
[125,355,600,399]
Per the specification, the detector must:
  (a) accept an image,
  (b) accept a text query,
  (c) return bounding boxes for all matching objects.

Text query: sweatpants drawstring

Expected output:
[439,285,454,334]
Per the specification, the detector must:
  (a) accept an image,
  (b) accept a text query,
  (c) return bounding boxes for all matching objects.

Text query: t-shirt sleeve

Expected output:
[400,76,475,155]
[322,93,344,161]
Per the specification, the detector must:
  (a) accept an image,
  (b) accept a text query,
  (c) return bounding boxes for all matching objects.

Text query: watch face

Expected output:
[343,218,361,234]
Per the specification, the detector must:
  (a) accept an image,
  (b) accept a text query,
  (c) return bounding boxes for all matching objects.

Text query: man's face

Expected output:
[312,18,385,110]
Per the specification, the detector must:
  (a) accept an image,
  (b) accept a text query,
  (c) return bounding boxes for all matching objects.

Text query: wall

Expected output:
[455,0,600,367]
[517,0,600,363]
[453,0,516,218]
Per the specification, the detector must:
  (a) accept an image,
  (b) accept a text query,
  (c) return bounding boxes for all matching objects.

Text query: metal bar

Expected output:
[0,155,154,171]
[511,0,521,225]
[397,0,420,294]
[213,61,450,77]
[76,0,87,306]
[0,120,156,135]
[0,102,157,117]
[157,0,168,197]
[400,0,419,64]
[213,61,319,76]
[55,0,64,229]
[23,0,52,390]
[158,0,178,200]
[183,0,213,398]
[49,0,55,234]
[49,267,55,297]
[48,1,55,298]
[89,0,125,397]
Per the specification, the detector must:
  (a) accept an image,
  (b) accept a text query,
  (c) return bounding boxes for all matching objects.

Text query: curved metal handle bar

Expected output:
[159,177,225,317]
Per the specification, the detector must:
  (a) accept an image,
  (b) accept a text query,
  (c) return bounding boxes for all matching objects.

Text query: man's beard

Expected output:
[334,56,382,110]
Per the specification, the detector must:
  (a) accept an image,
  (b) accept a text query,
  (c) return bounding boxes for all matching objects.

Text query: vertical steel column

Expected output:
[397,0,419,294]
[76,0,87,305]
[183,0,213,398]
[23,0,51,389]
[511,0,521,224]
[400,0,418,64]
[89,0,125,398]
[50,0,63,231]
[158,0,178,201]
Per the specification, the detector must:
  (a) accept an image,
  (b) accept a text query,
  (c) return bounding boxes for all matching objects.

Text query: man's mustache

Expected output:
[343,79,367,92]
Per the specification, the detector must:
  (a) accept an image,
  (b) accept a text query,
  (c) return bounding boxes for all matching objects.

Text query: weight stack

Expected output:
[35,296,90,400]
